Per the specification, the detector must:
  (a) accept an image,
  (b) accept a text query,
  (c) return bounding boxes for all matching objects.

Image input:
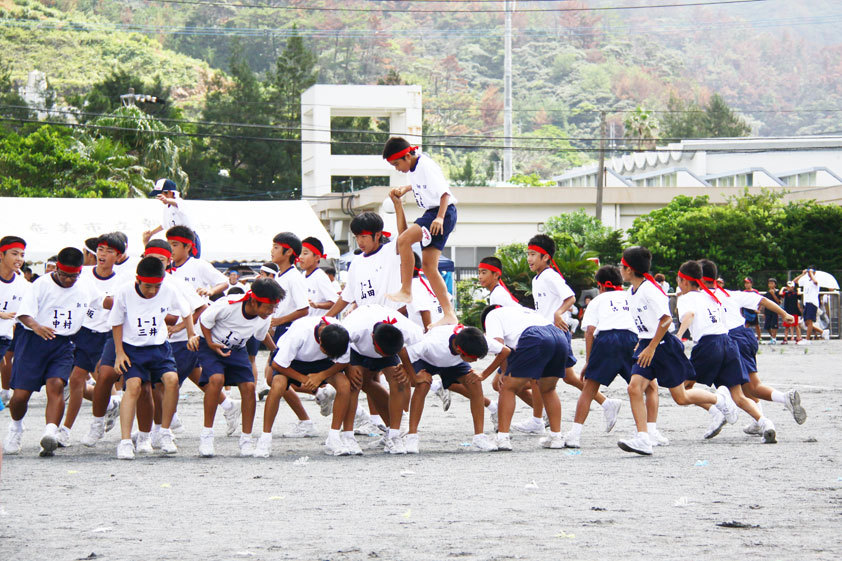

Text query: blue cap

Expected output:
[150,178,178,197]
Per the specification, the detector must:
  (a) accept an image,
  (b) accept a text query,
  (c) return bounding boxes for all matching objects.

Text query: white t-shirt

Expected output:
[273,265,309,320]
[170,256,227,303]
[676,290,727,341]
[273,316,350,368]
[80,267,124,333]
[532,268,575,322]
[343,304,424,359]
[199,298,272,349]
[483,306,550,350]
[407,276,443,328]
[340,243,402,309]
[488,284,520,308]
[406,153,457,210]
[303,268,338,317]
[17,274,100,337]
[223,281,248,296]
[113,255,141,280]
[628,281,675,338]
[108,281,189,346]
[408,324,503,366]
[0,271,30,339]
[803,277,820,307]
[162,199,193,231]
[719,288,763,330]
[581,291,637,336]
[168,275,207,343]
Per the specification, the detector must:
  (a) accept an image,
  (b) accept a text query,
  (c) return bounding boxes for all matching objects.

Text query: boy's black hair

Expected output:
[372,322,404,356]
[166,225,195,244]
[84,237,99,254]
[453,327,489,359]
[320,324,350,360]
[350,212,385,237]
[272,232,302,259]
[698,258,717,280]
[57,247,83,268]
[227,286,246,295]
[595,265,623,287]
[322,266,336,276]
[137,255,166,279]
[21,264,31,273]
[0,235,26,251]
[678,260,704,288]
[382,136,414,160]
[528,234,555,262]
[412,252,422,277]
[97,232,126,254]
[621,246,652,278]
[113,231,128,246]
[479,256,503,273]
[301,236,324,256]
[480,304,502,331]
[768,277,777,285]
[251,277,285,303]
[145,239,173,254]
[46,255,58,264]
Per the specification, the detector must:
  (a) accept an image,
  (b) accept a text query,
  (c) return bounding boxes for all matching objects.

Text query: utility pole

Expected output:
[503,0,514,182]
[595,111,606,222]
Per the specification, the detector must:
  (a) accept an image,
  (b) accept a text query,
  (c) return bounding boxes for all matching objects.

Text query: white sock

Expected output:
[638,431,651,443]
[152,423,161,433]
[300,419,313,425]
[259,432,272,442]
[45,423,57,434]
[159,428,171,437]
[771,390,786,404]
[550,431,561,438]
[10,419,23,431]
[370,414,383,425]
[487,401,498,414]
[341,430,354,439]
[388,428,401,439]
[241,432,251,440]
[498,431,510,438]
[108,396,120,409]
[138,430,150,439]
[716,393,725,407]
[220,397,234,411]
[647,422,657,433]
[532,416,542,424]
[570,423,583,437]
[329,428,341,438]
[91,415,104,427]
[201,427,214,437]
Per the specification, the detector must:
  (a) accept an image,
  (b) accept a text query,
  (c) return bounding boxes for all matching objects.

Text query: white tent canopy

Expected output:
[1,198,340,263]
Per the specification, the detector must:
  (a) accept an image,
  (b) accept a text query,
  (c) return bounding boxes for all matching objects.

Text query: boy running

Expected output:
[0,236,29,407]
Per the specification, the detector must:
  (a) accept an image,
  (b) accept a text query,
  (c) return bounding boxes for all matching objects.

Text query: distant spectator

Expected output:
[223,268,247,296]
[322,265,341,294]
[45,255,58,274]
[654,273,671,294]
[742,276,761,340]
[82,237,98,267]
[779,281,802,344]
[793,267,827,341]
[21,264,35,283]
[763,278,781,344]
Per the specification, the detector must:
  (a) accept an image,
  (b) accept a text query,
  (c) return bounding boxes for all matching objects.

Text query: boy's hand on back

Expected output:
[32,323,55,341]
[115,351,131,375]
[554,310,569,331]
[462,371,480,386]
[186,335,200,352]
[301,374,320,393]
[415,370,433,386]
[208,340,231,357]
[346,368,362,390]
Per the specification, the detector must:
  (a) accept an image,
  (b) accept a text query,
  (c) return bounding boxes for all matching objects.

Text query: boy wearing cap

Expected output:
[143,178,202,258]
[0,236,30,407]
[224,269,247,296]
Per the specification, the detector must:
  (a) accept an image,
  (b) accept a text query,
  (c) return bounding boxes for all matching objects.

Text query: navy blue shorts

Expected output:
[415,205,457,252]
[763,313,778,330]
[729,325,758,376]
[100,337,116,369]
[246,336,261,357]
[349,349,399,372]
[276,358,336,388]
[803,303,818,322]
[506,324,568,380]
[197,340,254,387]
[72,327,108,372]
[122,342,177,386]
[631,333,694,389]
[0,336,12,357]
[10,330,73,391]
[268,322,291,361]
[584,330,637,386]
[412,359,472,389]
[170,340,199,385]
[563,328,577,368]
[690,333,748,388]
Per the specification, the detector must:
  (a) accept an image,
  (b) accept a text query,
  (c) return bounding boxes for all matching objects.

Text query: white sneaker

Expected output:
[341,433,364,456]
[716,386,738,424]
[539,434,565,449]
[283,420,317,438]
[0,388,11,406]
[117,439,135,460]
[223,402,241,437]
[704,406,727,439]
[562,430,580,449]
[372,418,388,433]
[618,434,653,455]
[81,421,105,447]
[316,386,336,417]
[490,406,499,432]
[238,435,255,457]
[743,420,762,436]
[383,435,407,454]
[354,420,381,436]
[513,417,546,435]
[784,389,807,425]
[822,330,830,340]
[324,432,350,456]
[649,428,670,446]
[435,385,452,412]
[104,398,121,433]
[56,426,71,448]
[496,433,513,451]
[135,434,154,455]
[39,426,59,457]
[760,418,777,444]
[198,432,215,457]
[602,398,622,433]
[399,415,410,437]
[4,426,23,455]
[170,411,184,434]
[150,429,163,449]
[472,433,498,452]
[253,436,272,458]
[404,433,420,454]
[159,431,178,454]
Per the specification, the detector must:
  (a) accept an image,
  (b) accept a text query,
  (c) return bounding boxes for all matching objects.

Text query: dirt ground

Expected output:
[1,339,841,561]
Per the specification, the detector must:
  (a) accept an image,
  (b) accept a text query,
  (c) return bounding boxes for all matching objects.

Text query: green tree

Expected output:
[661,93,751,141]
[544,209,625,264]
[0,60,31,123]
[68,69,180,122]
[623,106,659,150]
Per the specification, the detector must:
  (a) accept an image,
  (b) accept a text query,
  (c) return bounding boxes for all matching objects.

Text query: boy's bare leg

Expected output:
[538,378,561,433]
[498,377,531,433]
[262,375,289,433]
[120,378,142,440]
[160,372,179,430]
[327,373,351,431]
[237,381,256,434]
[63,367,88,430]
[284,387,310,421]
[422,248,458,326]
[388,225,422,304]
[461,376,486,434]
[408,375,431,434]
[44,378,65,426]
[645,380,660,423]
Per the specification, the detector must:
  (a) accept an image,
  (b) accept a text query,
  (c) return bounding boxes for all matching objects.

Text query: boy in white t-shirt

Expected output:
[383,137,458,326]
[0,236,29,407]
[793,267,826,341]
[143,178,203,257]
[478,257,520,308]
[167,226,227,299]
[299,236,337,318]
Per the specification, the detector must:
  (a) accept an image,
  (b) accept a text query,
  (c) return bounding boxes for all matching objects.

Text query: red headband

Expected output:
[598,281,623,291]
[359,230,392,238]
[621,257,666,296]
[678,271,721,305]
[229,290,279,305]
[0,242,25,253]
[478,263,518,302]
[302,242,324,259]
[144,247,173,259]
[452,324,478,361]
[528,245,564,279]
[372,317,399,357]
[386,145,418,162]
[97,241,124,254]
[702,276,729,297]
[136,275,164,284]
[56,262,82,274]
[166,235,193,248]
[278,243,300,263]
